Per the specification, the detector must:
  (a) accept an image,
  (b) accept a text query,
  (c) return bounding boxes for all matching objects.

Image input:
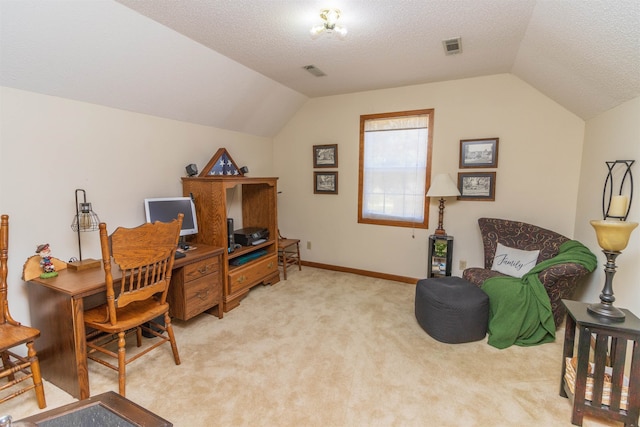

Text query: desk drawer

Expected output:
[184,257,219,282]
[228,254,278,295]
[183,275,221,320]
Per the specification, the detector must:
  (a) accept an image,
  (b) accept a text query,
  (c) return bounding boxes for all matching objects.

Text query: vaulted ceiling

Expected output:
[2,1,639,137]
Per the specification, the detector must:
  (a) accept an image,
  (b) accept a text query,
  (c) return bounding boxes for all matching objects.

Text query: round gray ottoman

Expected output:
[415,276,489,343]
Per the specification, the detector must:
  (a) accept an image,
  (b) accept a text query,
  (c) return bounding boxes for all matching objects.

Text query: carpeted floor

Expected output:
[1,267,621,426]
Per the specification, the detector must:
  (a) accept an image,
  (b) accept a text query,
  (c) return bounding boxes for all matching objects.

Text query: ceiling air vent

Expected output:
[442,37,462,55]
[303,65,327,77]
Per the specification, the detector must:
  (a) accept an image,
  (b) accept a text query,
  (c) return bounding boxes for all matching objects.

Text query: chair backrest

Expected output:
[1,214,10,325]
[478,217,569,269]
[100,214,183,326]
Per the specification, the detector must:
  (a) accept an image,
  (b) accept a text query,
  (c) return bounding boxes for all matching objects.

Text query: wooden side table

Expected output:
[560,299,640,426]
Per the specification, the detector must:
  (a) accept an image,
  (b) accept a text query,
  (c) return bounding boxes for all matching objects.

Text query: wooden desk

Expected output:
[26,244,223,400]
[560,299,640,426]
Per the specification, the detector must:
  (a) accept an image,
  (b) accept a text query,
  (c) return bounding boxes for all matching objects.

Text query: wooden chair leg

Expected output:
[165,312,181,365]
[281,249,288,280]
[1,351,14,382]
[117,331,126,397]
[296,242,301,271]
[26,341,46,409]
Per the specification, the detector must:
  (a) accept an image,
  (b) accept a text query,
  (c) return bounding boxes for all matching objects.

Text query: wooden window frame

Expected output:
[358,109,434,229]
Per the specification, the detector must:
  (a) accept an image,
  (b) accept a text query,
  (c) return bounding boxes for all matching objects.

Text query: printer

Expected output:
[233,227,269,246]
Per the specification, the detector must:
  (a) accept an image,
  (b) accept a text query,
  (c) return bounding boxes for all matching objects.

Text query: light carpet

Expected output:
[1,267,620,426]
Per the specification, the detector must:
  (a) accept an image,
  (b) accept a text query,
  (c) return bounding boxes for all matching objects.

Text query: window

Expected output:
[358,109,434,228]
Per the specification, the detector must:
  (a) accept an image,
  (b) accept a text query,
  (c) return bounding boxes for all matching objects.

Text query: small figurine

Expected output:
[36,243,58,278]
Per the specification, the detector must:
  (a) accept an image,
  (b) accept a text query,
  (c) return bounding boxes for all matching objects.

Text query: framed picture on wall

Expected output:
[459,138,499,168]
[314,171,338,194]
[313,144,338,168]
[457,172,496,201]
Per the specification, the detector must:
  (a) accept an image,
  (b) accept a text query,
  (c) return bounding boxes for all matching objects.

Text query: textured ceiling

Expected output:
[115,0,640,119]
[117,0,534,97]
[1,1,639,137]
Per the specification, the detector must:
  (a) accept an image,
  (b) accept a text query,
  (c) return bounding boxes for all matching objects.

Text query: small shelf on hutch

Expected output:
[227,240,274,260]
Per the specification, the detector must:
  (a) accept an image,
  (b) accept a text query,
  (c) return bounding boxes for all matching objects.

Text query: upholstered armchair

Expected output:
[462,218,594,327]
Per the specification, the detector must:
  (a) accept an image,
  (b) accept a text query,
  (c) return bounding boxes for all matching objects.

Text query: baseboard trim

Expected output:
[300,260,419,284]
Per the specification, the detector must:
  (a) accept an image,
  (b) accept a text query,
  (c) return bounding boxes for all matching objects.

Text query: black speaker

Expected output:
[186,163,198,177]
[227,218,235,253]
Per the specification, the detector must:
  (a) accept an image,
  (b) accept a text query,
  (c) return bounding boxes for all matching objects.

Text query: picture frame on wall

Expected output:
[459,138,499,168]
[313,144,338,168]
[457,172,496,201]
[314,171,338,194]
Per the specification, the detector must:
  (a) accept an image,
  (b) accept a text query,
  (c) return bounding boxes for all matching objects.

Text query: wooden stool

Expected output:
[277,237,301,280]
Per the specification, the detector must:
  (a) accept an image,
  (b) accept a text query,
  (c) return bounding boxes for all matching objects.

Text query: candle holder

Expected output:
[588,160,636,321]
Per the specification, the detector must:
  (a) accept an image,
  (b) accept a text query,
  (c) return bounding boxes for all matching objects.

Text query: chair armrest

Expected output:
[462,267,505,287]
[538,262,593,326]
[538,262,591,289]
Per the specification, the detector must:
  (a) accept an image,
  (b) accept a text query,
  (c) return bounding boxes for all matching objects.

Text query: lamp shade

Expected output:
[590,220,638,251]
[426,174,461,197]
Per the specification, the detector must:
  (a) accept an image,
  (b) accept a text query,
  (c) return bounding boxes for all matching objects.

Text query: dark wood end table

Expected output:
[560,299,640,426]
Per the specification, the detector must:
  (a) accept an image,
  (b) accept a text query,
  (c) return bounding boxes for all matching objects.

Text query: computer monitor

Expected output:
[143,197,198,237]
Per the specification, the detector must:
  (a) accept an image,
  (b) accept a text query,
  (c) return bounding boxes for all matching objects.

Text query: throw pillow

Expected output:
[491,243,540,278]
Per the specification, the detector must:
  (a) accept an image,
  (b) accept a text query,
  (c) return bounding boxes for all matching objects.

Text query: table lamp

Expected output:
[426,173,461,236]
[588,160,637,321]
[69,189,101,271]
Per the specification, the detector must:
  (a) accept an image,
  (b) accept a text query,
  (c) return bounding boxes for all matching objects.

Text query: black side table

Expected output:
[427,234,453,278]
[560,299,640,426]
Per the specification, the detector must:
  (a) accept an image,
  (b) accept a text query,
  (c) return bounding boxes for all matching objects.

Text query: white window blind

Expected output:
[360,113,430,225]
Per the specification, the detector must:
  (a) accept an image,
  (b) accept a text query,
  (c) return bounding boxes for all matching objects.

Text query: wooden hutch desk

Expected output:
[26,244,223,400]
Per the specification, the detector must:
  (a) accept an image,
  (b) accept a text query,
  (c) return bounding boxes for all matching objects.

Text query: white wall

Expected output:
[0,86,273,324]
[274,74,586,280]
[574,96,640,316]
[5,79,634,328]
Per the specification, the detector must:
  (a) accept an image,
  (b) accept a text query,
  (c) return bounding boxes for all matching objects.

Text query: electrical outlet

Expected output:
[459,260,467,270]
[307,241,311,250]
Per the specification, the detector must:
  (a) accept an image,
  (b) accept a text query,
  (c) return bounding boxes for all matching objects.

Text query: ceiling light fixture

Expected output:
[310,8,347,39]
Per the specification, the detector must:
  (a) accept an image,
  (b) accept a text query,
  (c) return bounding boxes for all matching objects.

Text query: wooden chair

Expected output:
[84,215,183,397]
[0,214,46,408]
[277,230,301,280]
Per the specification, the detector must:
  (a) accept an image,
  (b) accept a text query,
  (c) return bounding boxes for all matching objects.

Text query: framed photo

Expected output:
[314,171,338,194]
[457,172,496,201]
[459,138,499,168]
[313,144,338,168]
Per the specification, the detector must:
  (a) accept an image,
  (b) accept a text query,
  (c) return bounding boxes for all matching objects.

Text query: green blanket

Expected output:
[481,240,597,349]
